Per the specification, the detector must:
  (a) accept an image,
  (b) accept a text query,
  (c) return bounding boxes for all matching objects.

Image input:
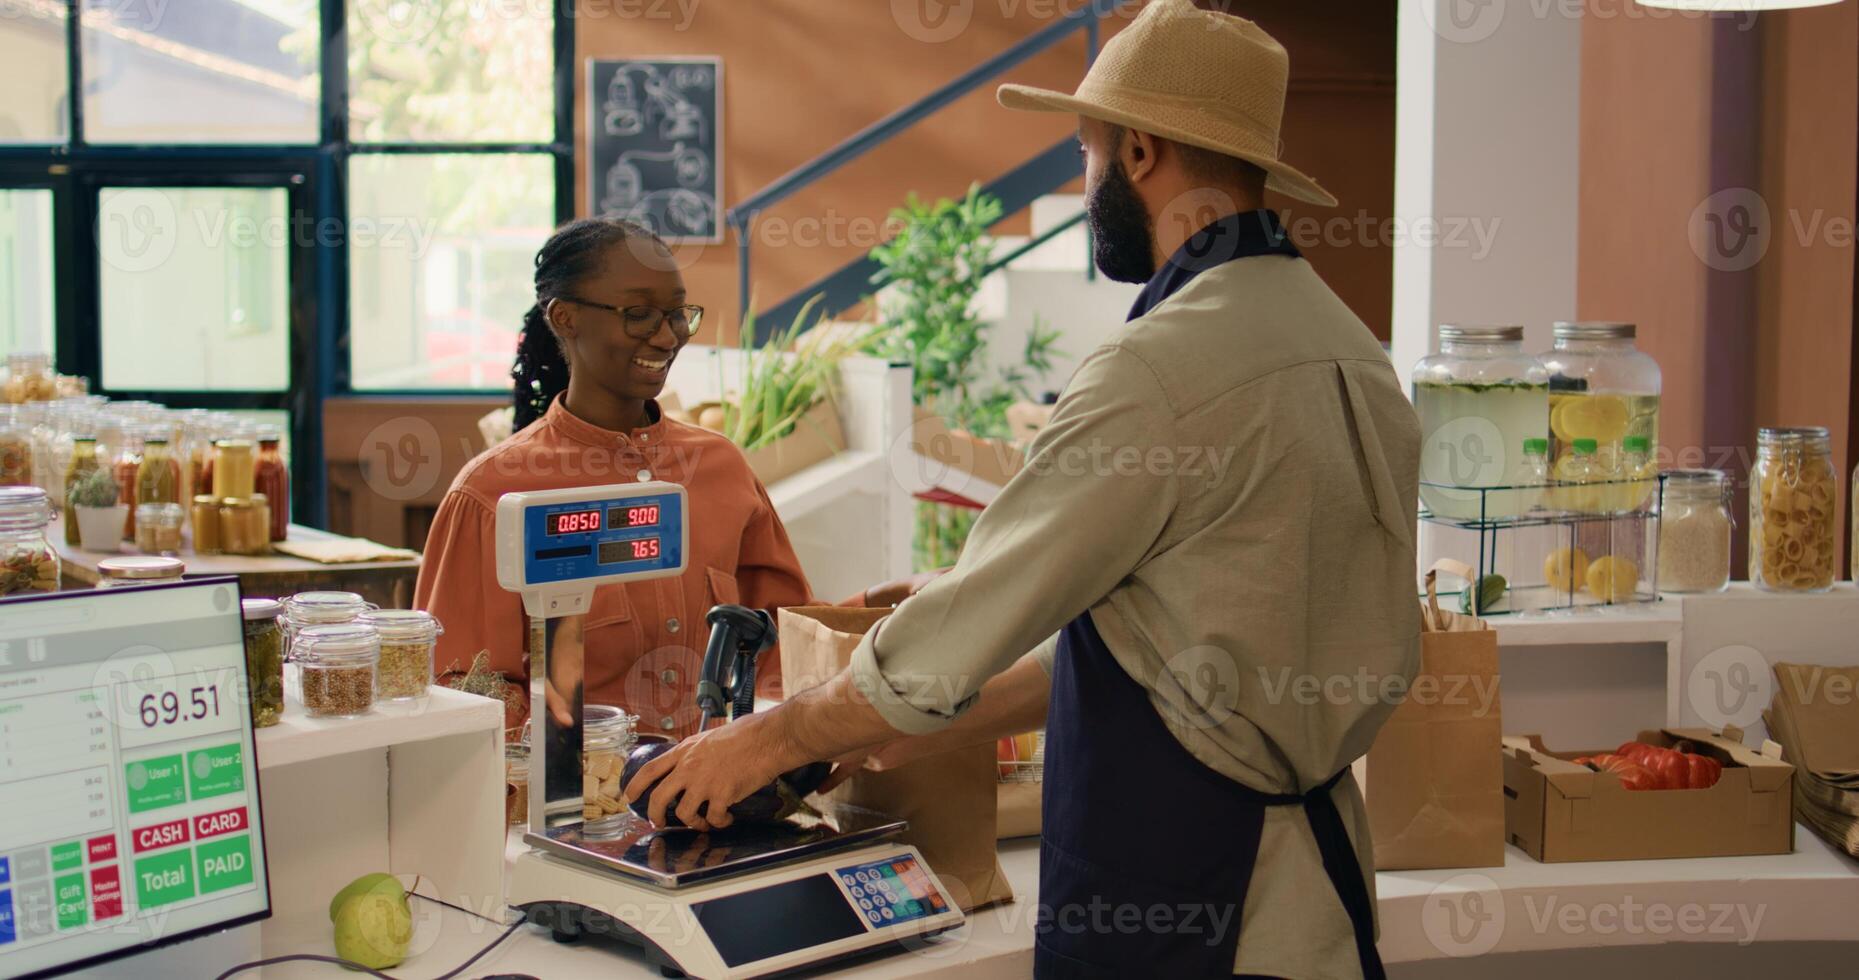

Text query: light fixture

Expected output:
[1634,0,1842,9]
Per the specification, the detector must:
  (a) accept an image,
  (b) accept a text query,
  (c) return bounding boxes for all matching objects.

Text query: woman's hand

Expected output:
[860,569,949,609]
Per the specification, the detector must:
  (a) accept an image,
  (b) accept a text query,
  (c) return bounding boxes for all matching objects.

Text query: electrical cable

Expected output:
[210,892,524,980]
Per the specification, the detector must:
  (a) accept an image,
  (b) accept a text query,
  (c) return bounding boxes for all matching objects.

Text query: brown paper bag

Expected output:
[778,606,1015,911]
[1365,565,1506,870]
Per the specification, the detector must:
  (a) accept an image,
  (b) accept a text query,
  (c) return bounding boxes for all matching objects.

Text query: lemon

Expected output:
[1559,395,1631,443]
[1544,547,1589,593]
[1586,556,1639,603]
[1550,397,1575,443]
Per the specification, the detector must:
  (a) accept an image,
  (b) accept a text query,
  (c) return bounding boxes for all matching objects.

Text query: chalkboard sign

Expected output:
[587,57,724,243]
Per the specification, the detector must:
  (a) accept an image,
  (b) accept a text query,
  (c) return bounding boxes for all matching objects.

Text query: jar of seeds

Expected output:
[281,591,371,660]
[295,624,379,718]
[359,609,441,702]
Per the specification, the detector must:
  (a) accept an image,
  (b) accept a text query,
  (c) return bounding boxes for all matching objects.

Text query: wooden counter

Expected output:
[53,523,420,608]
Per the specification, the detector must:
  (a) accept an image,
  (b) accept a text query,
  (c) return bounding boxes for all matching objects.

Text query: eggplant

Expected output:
[622,741,834,828]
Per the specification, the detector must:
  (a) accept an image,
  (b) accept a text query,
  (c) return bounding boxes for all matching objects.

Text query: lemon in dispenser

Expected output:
[1412,325,1550,522]
[1541,321,1661,488]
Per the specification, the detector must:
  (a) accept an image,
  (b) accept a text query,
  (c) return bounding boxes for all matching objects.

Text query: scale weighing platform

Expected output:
[495,485,965,979]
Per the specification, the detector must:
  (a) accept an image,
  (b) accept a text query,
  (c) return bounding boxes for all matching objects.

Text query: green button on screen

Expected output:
[134,849,195,909]
[186,744,246,801]
[125,756,188,814]
[195,836,253,895]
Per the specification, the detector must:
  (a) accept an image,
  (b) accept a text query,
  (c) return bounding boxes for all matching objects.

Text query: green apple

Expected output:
[329,872,400,922]
[333,889,412,969]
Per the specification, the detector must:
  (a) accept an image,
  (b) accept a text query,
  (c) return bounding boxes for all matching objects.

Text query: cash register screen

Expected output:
[0,579,270,979]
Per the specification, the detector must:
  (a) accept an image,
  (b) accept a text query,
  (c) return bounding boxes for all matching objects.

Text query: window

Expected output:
[97,187,292,391]
[0,1,69,143]
[0,190,56,355]
[348,154,554,390]
[347,0,553,143]
[80,0,321,144]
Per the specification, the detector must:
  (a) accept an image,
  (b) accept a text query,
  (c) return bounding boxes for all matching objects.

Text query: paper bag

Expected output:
[779,606,1015,911]
[1365,564,1506,870]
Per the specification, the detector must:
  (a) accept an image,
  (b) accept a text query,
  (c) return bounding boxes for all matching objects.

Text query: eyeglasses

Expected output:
[556,298,704,340]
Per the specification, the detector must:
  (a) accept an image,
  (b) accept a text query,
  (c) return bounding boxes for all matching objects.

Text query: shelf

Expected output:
[255,683,504,769]
[1377,826,1859,961]
[1489,600,1684,647]
[766,449,886,523]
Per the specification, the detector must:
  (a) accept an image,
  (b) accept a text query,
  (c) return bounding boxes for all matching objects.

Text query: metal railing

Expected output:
[727,0,1130,329]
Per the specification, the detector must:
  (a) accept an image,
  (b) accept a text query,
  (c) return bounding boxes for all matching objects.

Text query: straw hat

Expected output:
[998,0,1336,207]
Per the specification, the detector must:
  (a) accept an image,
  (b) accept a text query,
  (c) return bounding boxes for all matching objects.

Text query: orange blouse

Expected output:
[414,397,818,738]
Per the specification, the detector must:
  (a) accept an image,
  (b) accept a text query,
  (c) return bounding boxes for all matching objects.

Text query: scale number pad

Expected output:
[835,855,947,928]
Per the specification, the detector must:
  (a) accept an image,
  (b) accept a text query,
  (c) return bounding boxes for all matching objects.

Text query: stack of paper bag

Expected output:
[1764,662,1859,857]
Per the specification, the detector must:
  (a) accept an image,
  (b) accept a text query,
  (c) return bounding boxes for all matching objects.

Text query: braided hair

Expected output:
[512,217,669,430]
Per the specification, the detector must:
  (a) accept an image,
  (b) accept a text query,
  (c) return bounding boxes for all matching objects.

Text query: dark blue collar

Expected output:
[1127,210,1300,321]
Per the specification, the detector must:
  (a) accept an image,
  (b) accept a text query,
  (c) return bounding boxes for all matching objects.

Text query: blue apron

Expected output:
[1034,613,1385,979]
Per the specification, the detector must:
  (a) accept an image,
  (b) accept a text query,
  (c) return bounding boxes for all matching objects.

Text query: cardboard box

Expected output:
[1005,400,1055,445]
[908,406,1025,498]
[691,398,846,486]
[1503,728,1794,862]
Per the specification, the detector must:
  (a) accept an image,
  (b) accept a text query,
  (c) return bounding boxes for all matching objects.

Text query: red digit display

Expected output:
[597,536,663,565]
[609,504,660,528]
[547,509,603,536]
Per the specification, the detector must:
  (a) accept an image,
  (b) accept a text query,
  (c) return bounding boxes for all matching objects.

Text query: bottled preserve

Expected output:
[254,427,289,542]
[62,437,100,546]
[1410,325,1550,522]
[0,487,59,597]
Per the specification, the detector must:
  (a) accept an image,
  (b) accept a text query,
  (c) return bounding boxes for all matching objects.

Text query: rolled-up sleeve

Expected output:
[850,346,1178,734]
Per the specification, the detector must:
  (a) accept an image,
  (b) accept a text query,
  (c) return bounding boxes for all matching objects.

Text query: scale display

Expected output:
[0,580,270,979]
[494,483,691,619]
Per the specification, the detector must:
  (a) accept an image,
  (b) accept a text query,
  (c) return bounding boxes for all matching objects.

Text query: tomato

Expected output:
[1613,741,1724,789]
[1573,753,1660,791]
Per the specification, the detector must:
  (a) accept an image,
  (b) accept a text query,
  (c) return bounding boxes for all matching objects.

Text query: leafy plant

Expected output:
[720,297,875,452]
[69,467,120,509]
[866,185,1061,568]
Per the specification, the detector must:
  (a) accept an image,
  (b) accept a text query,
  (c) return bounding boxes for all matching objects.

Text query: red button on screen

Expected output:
[90,864,123,921]
[87,835,117,864]
[193,807,248,841]
[133,819,191,853]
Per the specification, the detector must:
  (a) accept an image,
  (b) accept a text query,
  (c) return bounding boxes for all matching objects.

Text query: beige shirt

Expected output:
[849,255,1422,979]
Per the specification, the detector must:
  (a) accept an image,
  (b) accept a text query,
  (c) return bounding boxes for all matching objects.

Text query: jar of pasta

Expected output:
[1751,427,1837,593]
[0,487,59,597]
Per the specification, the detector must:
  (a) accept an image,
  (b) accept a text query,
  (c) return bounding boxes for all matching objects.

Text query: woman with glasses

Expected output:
[415,218,891,738]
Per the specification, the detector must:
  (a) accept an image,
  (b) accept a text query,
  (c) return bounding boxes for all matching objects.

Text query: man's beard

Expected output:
[1086,159,1157,284]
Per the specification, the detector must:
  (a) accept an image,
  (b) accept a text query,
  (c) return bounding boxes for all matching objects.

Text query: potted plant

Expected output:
[69,468,126,553]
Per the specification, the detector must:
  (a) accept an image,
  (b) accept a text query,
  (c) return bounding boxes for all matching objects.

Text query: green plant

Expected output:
[720,297,875,451]
[69,468,120,509]
[867,185,1061,568]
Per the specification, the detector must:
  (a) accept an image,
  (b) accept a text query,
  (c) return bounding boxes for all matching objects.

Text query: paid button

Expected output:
[196,836,253,895]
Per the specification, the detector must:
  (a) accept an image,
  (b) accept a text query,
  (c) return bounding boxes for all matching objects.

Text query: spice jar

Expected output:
[4,352,55,403]
[0,407,34,486]
[295,624,379,719]
[581,704,639,836]
[282,591,372,661]
[135,502,184,555]
[242,598,285,728]
[212,439,256,499]
[359,609,441,702]
[506,742,531,828]
[255,427,289,542]
[218,495,272,556]
[62,437,100,546]
[96,555,184,588]
[1751,427,1837,593]
[0,487,59,597]
[192,494,222,554]
[1658,470,1732,594]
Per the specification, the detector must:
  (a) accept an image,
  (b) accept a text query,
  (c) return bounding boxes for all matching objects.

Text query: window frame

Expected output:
[0,0,577,523]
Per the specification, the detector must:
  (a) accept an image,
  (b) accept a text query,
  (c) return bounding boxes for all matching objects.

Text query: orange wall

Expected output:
[574,0,1394,342]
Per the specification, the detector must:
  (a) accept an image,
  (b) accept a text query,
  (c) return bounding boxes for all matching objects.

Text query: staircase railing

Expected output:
[727,0,1131,331]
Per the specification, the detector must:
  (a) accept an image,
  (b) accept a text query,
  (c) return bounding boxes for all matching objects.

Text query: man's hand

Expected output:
[621,709,804,832]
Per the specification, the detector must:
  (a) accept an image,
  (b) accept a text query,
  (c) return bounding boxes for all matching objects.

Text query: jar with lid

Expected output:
[1539,321,1662,476]
[1751,427,1837,593]
[0,487,58,597]
[218,495,272,556]
[211,439,256,499]
[1411,325,1550,522]
[1658,469,1732,594]
[111,427,144,541]
[4,352,55,403]
[359,609,442,702]
[505,742,531,827]
[136,434,181,506]
[242,597,285,728]
[191,495,222,554]
[295,624,379,718]
[282,591,373,659]
[582,704,639,837]
[135,502,184,555]
[254,426,289,542]
[96,555,184,588]
[0,407,34,487]
[62,436,100,546]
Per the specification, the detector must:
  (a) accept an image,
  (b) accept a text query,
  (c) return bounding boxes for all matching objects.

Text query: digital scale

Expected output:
[495,485,965,979]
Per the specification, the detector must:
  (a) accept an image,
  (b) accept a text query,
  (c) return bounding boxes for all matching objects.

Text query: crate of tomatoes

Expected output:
[1502,727,1794,862]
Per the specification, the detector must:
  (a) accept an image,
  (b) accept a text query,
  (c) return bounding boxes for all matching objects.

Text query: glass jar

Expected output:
[212,439,256,500]
[134,502,185,555]
[0,487,59,597]
[242,597,285,728]
[295,624,379,718]
[96,555,184,588]
[0,407,34,487]
[255,427,289,542]
[1411,325,1550,522]
[505,742,531,828]
[218,495,272,556]
[62,437,100,547]
[282,590,372,660]
[360,609,442,702]
[136,435,181,508]
[1540,321,1662,479]
[111,427,144,541]
[1659,469,1732,594]
[1751,427,1837,593]
[582,704,639,837]
[4,352,55,403]
[192,495,223,554]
